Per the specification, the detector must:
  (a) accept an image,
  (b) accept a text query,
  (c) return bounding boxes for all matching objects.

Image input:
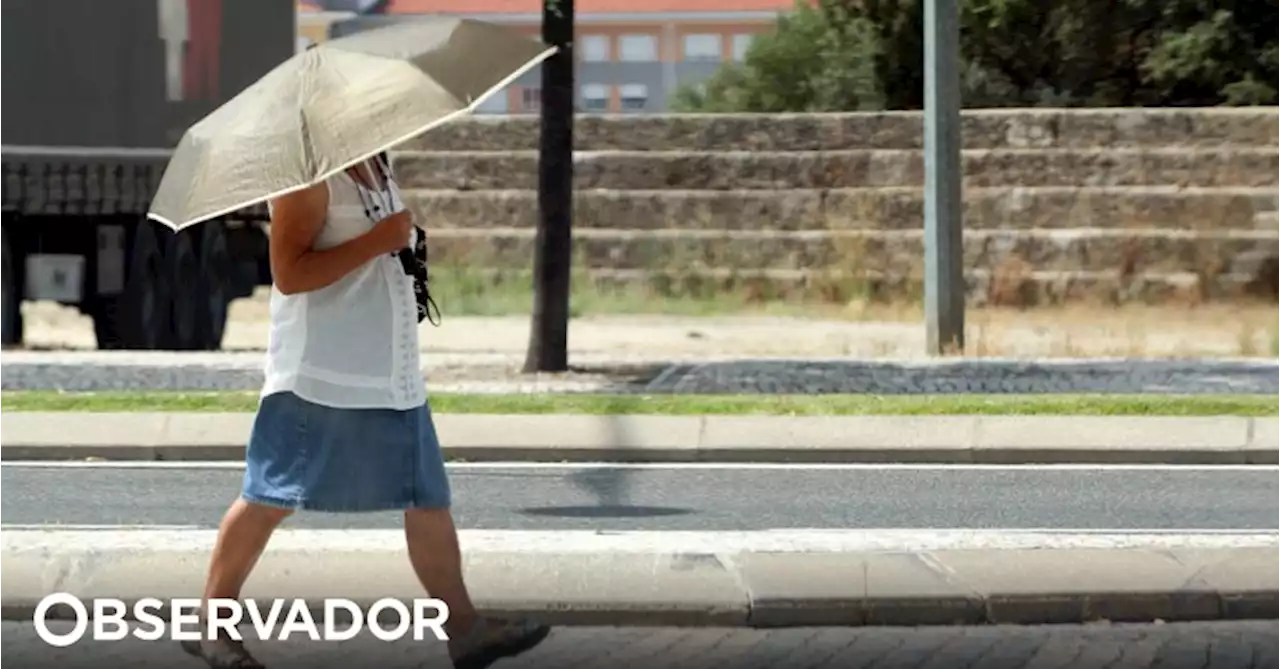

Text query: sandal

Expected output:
[450,618,552,669]
[180,638,266,669]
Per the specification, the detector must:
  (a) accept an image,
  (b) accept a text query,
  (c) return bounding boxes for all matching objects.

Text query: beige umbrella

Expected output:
[148,18,555,230]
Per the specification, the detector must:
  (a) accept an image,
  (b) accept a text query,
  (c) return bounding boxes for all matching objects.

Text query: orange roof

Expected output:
[387,0,792,13]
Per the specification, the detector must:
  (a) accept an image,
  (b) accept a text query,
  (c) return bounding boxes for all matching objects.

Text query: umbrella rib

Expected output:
[298,106,319,184]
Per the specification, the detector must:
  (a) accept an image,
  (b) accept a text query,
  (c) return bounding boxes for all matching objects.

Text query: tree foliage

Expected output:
[673,0,1278,112]
[674,0,886,112]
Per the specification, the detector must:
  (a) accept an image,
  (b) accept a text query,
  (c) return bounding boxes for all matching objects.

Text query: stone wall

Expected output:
[390,108,1279,305]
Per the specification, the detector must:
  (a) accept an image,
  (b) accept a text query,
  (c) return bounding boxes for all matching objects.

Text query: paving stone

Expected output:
[5,621,1276,669]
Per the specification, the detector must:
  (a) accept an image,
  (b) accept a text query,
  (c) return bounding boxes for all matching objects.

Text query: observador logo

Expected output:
[33,593,451,646]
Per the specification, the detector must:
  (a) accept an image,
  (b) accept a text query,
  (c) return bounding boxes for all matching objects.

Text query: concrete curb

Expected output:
[1,413,1277,464]
[3,531,1276,627]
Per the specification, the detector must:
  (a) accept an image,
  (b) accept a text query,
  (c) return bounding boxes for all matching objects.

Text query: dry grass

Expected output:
[16,295,1277,359]
[14,231,1279,360]
[958,303,1277,358]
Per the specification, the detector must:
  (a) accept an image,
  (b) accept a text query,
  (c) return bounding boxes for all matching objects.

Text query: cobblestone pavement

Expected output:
[654,359,1279,395]
[2,350,1276,394]
[4,621,1276,669]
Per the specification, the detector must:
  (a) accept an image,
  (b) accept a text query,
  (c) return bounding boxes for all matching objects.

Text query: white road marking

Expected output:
[0,527,199,532]
[2,528,1275,553]
[1,461,250,470]
[0,461,1273,472]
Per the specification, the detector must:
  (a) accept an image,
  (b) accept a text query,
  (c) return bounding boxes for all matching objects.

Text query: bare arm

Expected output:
[268,182,411,295]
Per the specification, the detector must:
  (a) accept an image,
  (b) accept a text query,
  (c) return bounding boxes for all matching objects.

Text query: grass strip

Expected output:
[2,391,1275,416]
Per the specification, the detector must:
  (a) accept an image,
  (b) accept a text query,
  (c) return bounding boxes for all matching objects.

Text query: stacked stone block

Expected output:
[392,108,1279,305]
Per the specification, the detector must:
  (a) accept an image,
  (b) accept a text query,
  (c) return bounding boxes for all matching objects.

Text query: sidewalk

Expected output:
[5,621,1274,665]
[4,530,1275,627]
[6,621,1275,669]
[2,412,1277,464]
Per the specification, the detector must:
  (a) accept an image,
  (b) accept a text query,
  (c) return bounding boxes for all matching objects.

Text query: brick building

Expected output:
[297,0,793,113]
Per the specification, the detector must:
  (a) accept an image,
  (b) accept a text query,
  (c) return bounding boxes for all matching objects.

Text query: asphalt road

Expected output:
[2,463,1275,531]
[4,621,1276,669]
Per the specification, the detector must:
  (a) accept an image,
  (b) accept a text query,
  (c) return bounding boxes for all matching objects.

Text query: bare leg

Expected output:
[405,508,550,668]
[183,499,291,668]
[404,508,479,639]
[204,499,292,605]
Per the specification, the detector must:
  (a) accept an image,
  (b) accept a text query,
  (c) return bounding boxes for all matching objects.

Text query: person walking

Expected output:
[181,153,550,669]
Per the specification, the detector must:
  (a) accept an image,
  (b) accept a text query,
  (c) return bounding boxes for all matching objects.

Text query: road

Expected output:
[2,462,1275,531]
[3,621,1276,669]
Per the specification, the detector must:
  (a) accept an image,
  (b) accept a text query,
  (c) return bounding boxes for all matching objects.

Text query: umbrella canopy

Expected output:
[148,18,554,230]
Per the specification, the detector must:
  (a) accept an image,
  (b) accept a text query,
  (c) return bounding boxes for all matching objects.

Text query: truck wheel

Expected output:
[1,226,23,347]
[195,222,232,350]
[122,220,173,349]
[167,229,202,350]
[91,297,128,349]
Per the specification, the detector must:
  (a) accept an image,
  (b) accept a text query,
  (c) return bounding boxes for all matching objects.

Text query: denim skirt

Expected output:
[241,391,451,512]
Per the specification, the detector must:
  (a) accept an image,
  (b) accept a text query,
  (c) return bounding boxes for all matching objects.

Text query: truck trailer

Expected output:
[1,0,296,349]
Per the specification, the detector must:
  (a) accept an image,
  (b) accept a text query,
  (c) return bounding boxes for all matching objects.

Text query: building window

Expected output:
[521,87,541,113]
[618,34,658,62]
[580,34,610,62]
[731,33,754,61]
[683,34,722,62]
[580,83,610,112]
[619,84,648,113]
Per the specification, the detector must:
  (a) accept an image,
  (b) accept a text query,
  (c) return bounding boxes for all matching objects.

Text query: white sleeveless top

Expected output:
[260,167,426,411]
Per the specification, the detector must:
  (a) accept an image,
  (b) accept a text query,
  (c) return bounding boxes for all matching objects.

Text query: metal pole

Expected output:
[923,0,964,355]
[523,0,575,373]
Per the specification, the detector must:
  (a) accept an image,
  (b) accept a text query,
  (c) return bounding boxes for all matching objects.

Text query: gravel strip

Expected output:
[653,358,1280,395]
[1,352,1275,394]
